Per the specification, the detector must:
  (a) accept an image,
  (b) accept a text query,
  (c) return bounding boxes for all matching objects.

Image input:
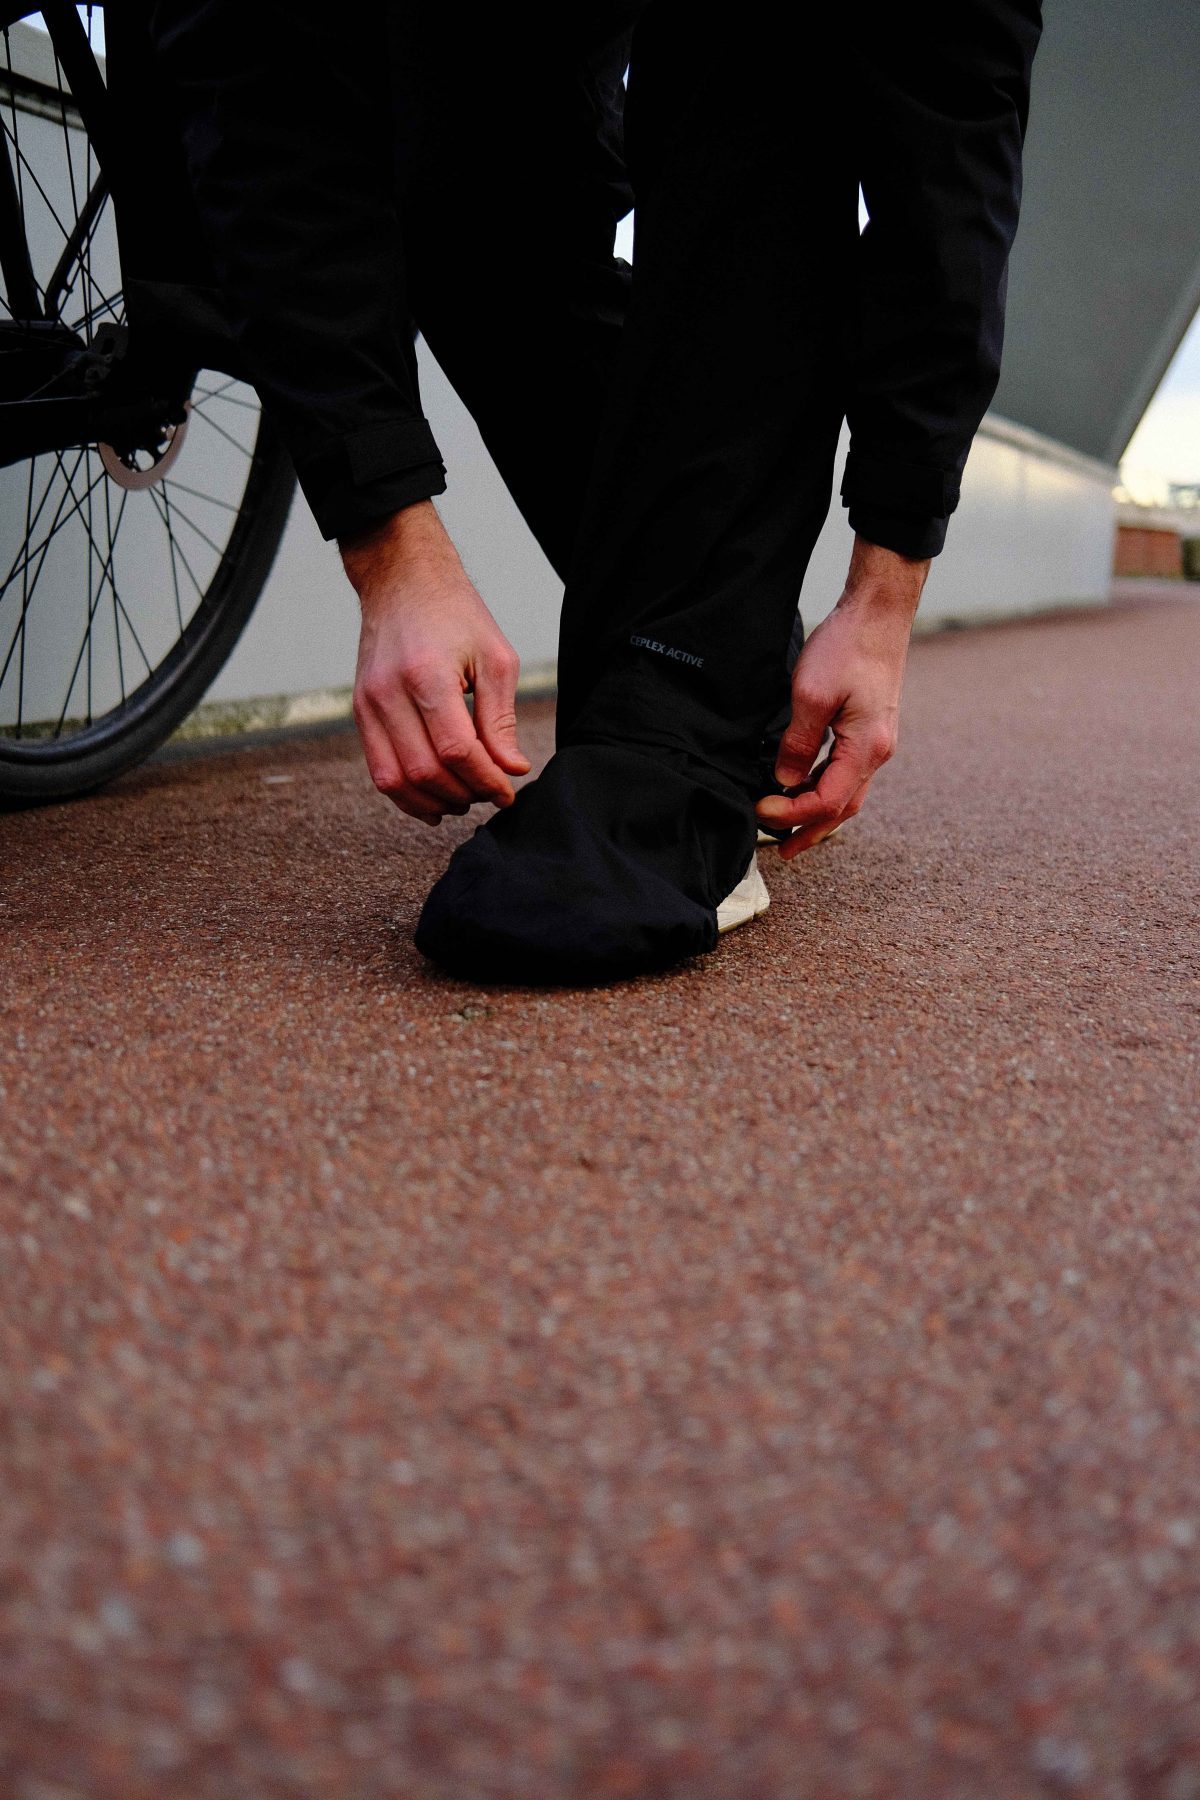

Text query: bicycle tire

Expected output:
[0,413,294,804]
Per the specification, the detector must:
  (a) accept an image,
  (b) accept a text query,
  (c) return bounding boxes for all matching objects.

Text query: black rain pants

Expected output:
[144,0,1040,981]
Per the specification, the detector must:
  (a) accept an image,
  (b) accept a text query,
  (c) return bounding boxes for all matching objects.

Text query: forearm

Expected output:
[843,0,1043,559]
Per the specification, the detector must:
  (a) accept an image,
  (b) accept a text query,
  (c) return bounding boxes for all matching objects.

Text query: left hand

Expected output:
[755,537,929,860]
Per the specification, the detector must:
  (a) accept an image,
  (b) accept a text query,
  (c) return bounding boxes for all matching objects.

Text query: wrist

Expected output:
[340,500,460,603]
[838,535,929,620]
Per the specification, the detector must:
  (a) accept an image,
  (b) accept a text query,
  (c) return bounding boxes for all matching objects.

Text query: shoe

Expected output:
[716,853,771,932]
[415,742,756,985]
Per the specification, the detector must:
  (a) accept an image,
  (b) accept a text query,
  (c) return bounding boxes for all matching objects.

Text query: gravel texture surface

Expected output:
[1,592,1198,1799]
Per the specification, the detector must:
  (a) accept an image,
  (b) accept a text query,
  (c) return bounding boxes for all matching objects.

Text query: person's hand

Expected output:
[341,500,531,825]
[755,536,930,860]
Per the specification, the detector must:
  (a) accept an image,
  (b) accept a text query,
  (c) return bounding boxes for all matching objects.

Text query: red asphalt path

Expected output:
[1,590,1198,1798]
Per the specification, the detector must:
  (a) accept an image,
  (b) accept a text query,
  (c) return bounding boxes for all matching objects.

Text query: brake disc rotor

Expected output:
[99,401,190,491]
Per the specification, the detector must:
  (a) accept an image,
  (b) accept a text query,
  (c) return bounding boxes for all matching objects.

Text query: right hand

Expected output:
[342,500,531,825]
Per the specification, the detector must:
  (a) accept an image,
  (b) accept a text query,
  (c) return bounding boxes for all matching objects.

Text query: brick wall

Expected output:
[1113,525,1183,578]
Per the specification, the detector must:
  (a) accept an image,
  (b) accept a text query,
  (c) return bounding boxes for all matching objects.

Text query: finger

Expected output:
[472,646,532,776]
[374,683,484,810]
[757,733,868,833]
[392,784,453,825]
[778,784,868,861]
[411,673,517,808]
[388,764,475,824]
[357,671,476,808]
[798,727,836,790]
[775,687,839,787]
[354,702,449,824]
[365,684,479,812]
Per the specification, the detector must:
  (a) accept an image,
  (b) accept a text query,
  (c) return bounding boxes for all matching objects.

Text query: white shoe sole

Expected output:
[716,854,771,934]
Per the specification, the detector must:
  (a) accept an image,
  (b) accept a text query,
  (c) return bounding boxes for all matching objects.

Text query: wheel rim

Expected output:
[0,10,269,759]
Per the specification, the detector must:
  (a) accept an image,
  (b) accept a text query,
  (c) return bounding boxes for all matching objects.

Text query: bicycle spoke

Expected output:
[0,450,62,593]
[0,128,113,336]
[64,472,149,728]
[52,483,131,739]
[187,404,256,460]
[161,476,240,516]
[54,451,97,732]
[0,472,104,608]
[14,437,33,735]
[69,283,122,333]
[51,42,79,224]
[83,40,93,325]
[1,454,103,604]
[74,193,111,313]
[193,376,238,403]
[0,448,93,693]
[106,478,124,703]
[18,457,138,738]
[85,446,93,724]
[1,113,72,249]
[191,383,261,414]
[0,56,15,322]
[158,491,229,562]
[101,478,154,687]
[147,486,209,603]
[0,464,102,730]
[160,485,185,636]
[54,201,113,327]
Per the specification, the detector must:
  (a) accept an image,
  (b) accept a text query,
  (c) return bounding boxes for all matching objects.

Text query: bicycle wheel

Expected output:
[0,8,295,804]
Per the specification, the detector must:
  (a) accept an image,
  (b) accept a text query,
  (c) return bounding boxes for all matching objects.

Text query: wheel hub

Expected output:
[88,322,191,490]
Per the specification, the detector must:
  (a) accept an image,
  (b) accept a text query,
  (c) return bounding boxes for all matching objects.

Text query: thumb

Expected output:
[472,648,532,776]
[775,688,833,787]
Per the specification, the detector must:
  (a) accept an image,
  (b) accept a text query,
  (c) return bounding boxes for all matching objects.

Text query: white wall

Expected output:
[802,415,1116,634]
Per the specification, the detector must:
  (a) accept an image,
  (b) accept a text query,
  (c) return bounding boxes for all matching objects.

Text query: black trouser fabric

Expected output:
[416,6,1041,983]
[144,1,639,559]
[416,15,856,983]
[145,1,1039,982]
[146,1,1039,557]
